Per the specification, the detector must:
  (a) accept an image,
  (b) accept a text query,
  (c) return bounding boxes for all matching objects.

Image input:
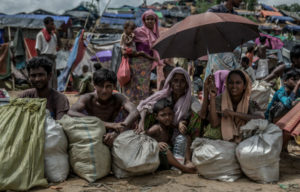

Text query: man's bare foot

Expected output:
[185,161,195,169]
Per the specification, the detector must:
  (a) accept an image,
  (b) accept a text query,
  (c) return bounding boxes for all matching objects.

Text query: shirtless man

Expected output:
[264,44,300,82]
[68,68,138,146]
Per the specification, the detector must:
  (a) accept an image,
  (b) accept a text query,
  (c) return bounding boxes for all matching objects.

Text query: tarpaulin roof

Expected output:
[260,10,283,18]
[261,4,277,12]
[102,13,135,19]
[283,25,300,32]
[1,14,70,24]
[100,17,135,25]
[269,16,295,23]
[280,10,300,21]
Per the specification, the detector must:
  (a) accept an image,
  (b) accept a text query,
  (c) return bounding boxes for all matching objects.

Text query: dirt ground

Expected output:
[31,152,300,192]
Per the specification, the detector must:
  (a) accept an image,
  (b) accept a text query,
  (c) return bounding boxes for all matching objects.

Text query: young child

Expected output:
[146,98,196,173]
[120,21,156,61]
[241,57,256,82]
[246,46,255,67]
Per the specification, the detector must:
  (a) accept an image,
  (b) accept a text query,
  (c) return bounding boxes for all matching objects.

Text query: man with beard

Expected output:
[207,0,242,14]
[19,57,69,120]
[68,68,138,147]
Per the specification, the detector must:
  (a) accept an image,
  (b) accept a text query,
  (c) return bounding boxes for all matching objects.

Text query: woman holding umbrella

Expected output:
[123,10,163,105]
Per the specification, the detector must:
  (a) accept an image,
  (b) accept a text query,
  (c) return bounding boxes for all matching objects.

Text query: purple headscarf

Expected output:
[137,67,192,125]
[214,70,230,96]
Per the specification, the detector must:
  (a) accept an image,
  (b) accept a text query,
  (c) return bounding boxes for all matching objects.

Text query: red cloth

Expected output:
[41,28,52,42]
[24,38,37,59]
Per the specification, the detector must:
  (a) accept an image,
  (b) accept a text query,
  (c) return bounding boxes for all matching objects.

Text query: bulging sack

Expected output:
[58,115,111,183]
[236,119,282,183]
[112,130,160,179]
[44,111,69,183]
[250,80,272,111]
[191,138,241,182]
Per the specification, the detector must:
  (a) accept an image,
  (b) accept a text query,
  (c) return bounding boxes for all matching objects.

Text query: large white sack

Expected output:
[191,138,241,182]
[58,115,111,183]
[250,81,272,111]
[44,111,69,183]
[236,119,283,183]
[256,59,269,79]
[112,130,160,179]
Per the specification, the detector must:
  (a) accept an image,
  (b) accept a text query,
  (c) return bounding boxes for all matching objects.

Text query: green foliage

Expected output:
[195,0,218,13]
[276,3,300,12]
[244,0,257,11]
[80,0,98,14]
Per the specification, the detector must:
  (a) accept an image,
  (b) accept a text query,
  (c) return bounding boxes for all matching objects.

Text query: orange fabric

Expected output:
[221,70,252,142]
[260,10,283,18]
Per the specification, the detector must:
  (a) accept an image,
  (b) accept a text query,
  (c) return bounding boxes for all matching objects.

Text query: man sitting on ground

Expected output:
[264,44,300,82]
[19,57,69,120]
[68,68,138,146]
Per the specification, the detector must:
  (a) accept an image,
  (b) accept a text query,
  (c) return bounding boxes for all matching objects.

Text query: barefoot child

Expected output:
[120,21,157,61]
[146,98,196,173]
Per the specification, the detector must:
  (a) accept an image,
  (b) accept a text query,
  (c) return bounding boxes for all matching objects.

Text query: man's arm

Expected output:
[117,94,139,128]
[263,64,285,82]
[67,95,89,117]
[35,33,42,56]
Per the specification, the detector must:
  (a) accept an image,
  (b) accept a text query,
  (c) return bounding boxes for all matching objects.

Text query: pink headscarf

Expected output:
[134,9,163,69]
[137,67,192,125]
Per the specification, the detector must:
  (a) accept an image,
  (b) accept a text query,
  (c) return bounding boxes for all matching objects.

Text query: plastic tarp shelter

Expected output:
[261,10,282,18]
[261,3,277,11]
[0,14,70,29]
[269,16,295,23]
[283,25,300,32]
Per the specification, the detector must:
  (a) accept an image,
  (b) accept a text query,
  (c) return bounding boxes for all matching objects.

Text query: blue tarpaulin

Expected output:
[269,16,295,23]
[283,25,300,32]
[0,14,70,24]
[261,4,276,11]
[102,13,135,19]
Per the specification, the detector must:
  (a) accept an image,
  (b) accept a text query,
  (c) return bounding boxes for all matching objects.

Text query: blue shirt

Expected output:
[265,86,300,119]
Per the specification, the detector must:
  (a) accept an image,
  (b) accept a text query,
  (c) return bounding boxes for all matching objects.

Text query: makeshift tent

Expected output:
[0,14,71,29]
[269,16,295,23]
[12,28,26,69]
[280,10,300,22]
[261,4,277,12]
[260,10,282,18]
[0,43,11,80]
[24,38,37,59]
[283,25,300,33]
[91,50,112,62]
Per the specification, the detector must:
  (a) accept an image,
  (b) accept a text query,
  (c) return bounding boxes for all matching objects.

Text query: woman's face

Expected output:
[171,73,187,97]
[144,15,156,30]
[227,73,246,97]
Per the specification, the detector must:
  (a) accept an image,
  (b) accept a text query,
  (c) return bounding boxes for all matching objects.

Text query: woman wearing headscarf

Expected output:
[208,70,264,143]
[123,10,164,104]
[136,67,202,167]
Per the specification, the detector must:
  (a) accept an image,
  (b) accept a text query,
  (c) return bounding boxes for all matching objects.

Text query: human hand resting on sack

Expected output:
[158,142,169,151]
[179,120,187,135]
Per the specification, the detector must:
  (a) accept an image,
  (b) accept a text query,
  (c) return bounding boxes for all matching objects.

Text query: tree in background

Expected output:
[244,0,257,11]
[276,3,300,13]
[195,0,217,13]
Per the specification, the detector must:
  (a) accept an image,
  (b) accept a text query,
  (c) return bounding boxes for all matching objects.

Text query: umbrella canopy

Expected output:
[91,50,112,62]
[152,12,259,60]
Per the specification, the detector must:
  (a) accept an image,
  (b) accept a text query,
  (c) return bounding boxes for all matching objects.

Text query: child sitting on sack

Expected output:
[146,98,196,173]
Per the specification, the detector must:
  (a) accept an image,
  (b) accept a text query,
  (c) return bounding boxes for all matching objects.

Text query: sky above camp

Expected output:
[0,0,298,15]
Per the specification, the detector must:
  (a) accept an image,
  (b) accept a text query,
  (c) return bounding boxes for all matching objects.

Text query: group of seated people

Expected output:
[18,44,300,174]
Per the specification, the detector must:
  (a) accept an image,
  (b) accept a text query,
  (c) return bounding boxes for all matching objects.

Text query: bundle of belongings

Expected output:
[112,130,160,178]
[58,115,111,182]
[192,119,282,183]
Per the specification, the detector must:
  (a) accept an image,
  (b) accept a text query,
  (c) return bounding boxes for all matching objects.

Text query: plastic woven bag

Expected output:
[236,119,282,183]
[58,115,111,182]
[250,80,272,111]
[0,98,48,191]
[191,138,241,182]
[44,111,69,182]
[112,130,160,178]
[117,57,131,86]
